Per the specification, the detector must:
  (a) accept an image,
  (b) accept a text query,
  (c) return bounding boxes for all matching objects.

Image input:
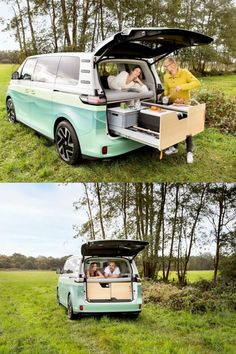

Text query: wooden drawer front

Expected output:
[87,282,110,300]
[110,282,132,300]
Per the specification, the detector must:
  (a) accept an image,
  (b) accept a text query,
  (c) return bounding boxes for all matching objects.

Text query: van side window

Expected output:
[63,257,78,274]
[33,56,60,83]
[21,58,37,80]
[55,57,80,85]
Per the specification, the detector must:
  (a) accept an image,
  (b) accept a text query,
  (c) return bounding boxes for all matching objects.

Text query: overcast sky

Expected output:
[0,183,87,257]
[0,2,19,51]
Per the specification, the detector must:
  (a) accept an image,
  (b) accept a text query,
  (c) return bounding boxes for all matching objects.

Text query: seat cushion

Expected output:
[105,89,154,102]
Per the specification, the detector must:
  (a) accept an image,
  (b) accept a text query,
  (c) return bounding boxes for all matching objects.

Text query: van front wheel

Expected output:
[55,121,81,165]
[6,98,17,123]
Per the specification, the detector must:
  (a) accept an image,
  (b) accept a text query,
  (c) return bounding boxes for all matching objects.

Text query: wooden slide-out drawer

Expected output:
[109,103,206,151]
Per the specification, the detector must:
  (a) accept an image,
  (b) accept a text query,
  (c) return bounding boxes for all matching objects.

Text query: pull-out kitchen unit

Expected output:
[107,101,206,157]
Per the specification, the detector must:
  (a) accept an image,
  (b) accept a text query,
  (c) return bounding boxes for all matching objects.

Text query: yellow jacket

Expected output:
[164,68,200,102]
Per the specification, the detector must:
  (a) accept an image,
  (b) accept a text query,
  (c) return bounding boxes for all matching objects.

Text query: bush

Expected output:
[219,254,236,281]
[195,89,236,135]
[143,281,181,304]
[143,279,236,313]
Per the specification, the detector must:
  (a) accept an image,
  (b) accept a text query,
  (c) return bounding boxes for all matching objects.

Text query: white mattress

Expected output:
[105,89,154,102]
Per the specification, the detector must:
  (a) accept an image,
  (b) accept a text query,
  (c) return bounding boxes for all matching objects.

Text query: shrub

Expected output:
[195,89,236,135]
[219,254,236,281]
[143,279,236,313]
[143,281,181,304]
[192,279,214,292]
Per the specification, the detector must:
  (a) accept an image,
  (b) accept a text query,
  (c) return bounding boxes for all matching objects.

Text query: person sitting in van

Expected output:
[86,262,104,278]
[107,66,148,93]
[104,261,121,278]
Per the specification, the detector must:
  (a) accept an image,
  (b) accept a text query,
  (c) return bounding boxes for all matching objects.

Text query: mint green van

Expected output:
[56,240,148,319]
[6,28,212,164]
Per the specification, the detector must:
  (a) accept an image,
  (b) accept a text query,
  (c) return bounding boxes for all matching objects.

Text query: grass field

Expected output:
[0,271,235,354]
[199,75,236,96]
[0,64,235,182]
[166,270,214,283]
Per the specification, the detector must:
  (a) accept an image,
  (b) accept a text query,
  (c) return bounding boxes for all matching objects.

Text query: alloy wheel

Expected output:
[56,126,74,162]
[6,99,16,123]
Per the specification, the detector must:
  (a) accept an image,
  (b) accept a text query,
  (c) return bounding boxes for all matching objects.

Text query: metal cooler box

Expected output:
[108,107,139,128]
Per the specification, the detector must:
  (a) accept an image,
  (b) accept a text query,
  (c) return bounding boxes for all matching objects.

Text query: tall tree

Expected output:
[26,0,37,53]
[60,0,71,47]
[207,184,236,284]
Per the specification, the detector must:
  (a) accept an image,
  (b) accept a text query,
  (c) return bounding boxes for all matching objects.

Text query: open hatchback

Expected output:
[57,240,149,319]
[95,28,213,157]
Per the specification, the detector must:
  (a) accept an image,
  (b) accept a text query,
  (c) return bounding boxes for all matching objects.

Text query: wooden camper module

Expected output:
[86,281,132,301]
[158,103,206,150]
[108,101,206,152]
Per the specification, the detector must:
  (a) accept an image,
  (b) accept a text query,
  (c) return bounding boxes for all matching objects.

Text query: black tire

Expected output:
[56,288,60,305]
[6,98,17,123]
[55,121,81,165]
[67,295,75,320]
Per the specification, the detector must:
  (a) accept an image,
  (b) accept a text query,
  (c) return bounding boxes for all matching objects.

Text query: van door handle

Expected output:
[31,90,36,95]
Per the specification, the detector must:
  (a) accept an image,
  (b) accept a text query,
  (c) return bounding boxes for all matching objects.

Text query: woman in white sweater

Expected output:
[108,66,148,93]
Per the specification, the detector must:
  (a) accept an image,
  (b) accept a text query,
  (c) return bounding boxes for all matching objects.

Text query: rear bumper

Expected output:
[73,301,142,314]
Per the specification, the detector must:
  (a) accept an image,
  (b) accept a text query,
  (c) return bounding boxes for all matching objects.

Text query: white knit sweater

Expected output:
[107,71,148,92]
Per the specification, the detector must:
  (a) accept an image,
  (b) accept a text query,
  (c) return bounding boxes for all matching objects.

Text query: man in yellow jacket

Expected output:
[163,57,200,163]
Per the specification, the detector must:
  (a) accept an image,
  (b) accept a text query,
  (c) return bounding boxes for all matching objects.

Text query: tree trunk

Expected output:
[177,204,184,283]
[91,2,98,51]
[72,0,77,49]
[15,0,27,56]
[26,0,37,53]
[78,0,90,51]
[60,0,71,47]
[51,0,58,52]
[96,183,106,239]
[183,185,207,280]
[166,184,180,281]
[122,183,128,239]
[100,0,105,40]
[213,188,225,284]
[84,184,95,240]
[12,6,23,52]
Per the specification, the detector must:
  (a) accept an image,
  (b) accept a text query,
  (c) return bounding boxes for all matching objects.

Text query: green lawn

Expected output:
[167,270,214,283]
[0,271,235,354]
[1,64,235,182]
[199,75,236,96]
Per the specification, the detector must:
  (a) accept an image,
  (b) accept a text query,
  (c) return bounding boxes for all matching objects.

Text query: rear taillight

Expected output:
[102,146,108,155]
[80,94,106,105]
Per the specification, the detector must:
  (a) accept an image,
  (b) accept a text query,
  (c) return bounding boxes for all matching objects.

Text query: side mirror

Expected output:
[22,73,32,80]
[56,268,62,274]
[11,71,20,80]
